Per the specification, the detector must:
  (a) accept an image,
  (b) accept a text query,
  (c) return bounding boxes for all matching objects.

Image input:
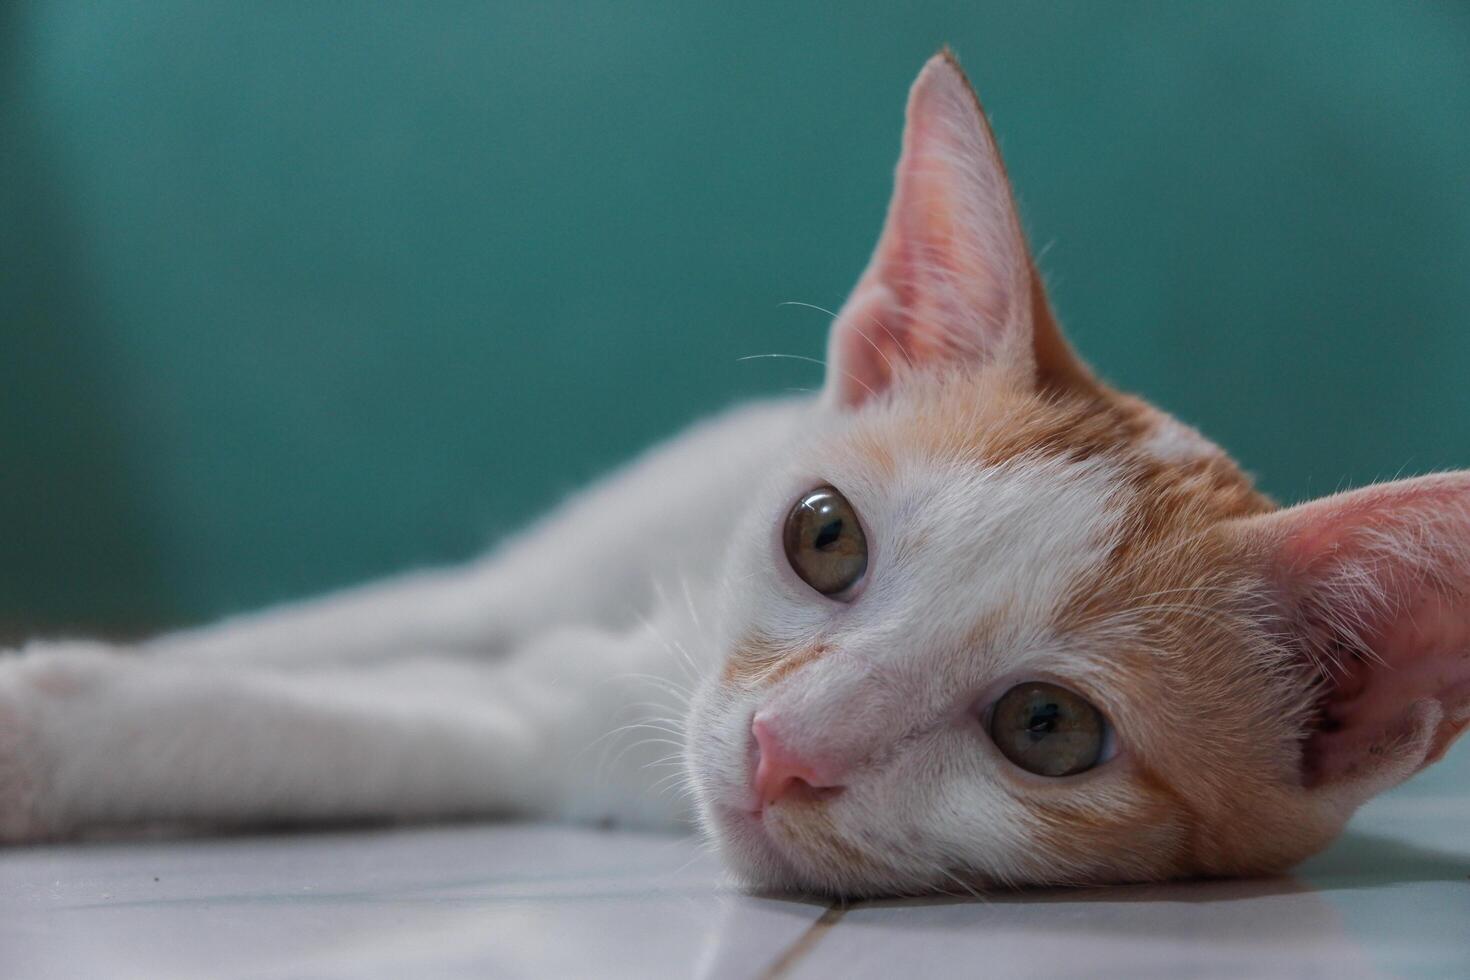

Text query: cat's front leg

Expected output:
[0,624,695,842]
[0,641,541,841]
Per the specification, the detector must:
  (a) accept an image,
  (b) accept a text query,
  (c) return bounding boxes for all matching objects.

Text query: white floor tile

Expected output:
[0,824,826,980]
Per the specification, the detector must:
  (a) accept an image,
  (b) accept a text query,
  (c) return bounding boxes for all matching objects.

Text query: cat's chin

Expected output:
[705,802,831,896]
[704,800,927,899]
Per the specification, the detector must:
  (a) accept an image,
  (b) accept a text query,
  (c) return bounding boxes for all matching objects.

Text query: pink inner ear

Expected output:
[823,53,1032,409]
[1257,474,1470,790]
[1307,590,1470,785]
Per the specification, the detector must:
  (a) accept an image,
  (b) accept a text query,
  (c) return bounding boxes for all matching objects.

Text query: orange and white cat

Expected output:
[2,52,1466,897]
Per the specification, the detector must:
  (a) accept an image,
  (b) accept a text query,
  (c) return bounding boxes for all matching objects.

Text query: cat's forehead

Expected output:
[868,455,1130,642]
[788,370,1275,662]
[819,369,1269,538]
[834,368,1181,472]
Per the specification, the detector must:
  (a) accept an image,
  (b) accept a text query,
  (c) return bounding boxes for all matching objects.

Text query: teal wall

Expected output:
[4,2,1469,635]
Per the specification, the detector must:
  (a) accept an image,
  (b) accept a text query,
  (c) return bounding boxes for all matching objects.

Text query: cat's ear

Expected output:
[1230,474,1470,804]
[823,50,1092,409]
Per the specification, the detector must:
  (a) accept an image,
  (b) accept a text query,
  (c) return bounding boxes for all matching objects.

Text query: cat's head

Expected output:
[684,51,1470,897]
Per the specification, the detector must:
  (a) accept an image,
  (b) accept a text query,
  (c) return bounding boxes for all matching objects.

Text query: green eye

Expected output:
[988,682,1107,777]
[782,486,868,597]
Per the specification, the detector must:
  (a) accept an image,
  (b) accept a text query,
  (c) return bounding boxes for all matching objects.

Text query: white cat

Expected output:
[4,51,1468,897]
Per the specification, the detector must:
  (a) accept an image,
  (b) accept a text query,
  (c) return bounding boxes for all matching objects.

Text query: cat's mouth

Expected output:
[751,782,846,815]
[710,788,897,896]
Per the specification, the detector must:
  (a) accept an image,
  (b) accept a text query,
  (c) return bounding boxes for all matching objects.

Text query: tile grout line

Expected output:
[758,903,847,979]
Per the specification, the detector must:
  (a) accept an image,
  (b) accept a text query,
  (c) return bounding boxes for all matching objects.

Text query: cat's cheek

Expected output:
[684,685,759,816]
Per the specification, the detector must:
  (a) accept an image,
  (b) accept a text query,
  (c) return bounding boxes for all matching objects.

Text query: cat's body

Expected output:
[4,53,1468,897]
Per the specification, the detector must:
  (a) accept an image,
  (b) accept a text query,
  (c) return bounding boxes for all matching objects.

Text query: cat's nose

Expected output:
[751,716,846,808]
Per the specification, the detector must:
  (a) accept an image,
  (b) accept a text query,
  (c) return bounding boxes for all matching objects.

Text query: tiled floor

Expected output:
[4,754,1468,979]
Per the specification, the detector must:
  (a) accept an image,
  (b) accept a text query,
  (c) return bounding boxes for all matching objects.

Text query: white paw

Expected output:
[0,656,45,842]
[0,641,118,843]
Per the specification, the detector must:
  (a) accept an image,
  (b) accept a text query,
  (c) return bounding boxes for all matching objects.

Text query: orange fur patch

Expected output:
[722,634,834,688]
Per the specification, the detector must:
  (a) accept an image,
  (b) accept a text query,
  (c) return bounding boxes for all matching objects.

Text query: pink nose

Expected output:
[751,716,846,808]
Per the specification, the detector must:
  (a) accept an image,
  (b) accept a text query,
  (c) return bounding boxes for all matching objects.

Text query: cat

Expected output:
[2,50,1467,898]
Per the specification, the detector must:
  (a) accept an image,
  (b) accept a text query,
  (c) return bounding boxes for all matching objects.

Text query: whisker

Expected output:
[607,670,693,704]
[776,299,840,318]
[778,298,910,371]
[737,353,876,401]
[678,573,705,635]
[604,735,686,774]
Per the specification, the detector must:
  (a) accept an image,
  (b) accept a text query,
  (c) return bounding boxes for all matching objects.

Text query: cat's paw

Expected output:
[0,655,45,842]
[0,642,116,843]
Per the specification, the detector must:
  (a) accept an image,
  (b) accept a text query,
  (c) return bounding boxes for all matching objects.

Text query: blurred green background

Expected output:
[3,2,1469,637]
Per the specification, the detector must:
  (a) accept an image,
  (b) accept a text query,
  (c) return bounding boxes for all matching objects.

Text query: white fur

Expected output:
[1141,416,1219,465]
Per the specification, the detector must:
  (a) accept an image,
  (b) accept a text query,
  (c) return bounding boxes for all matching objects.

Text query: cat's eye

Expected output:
[782,485,868,597]
[988,682,1108,777]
